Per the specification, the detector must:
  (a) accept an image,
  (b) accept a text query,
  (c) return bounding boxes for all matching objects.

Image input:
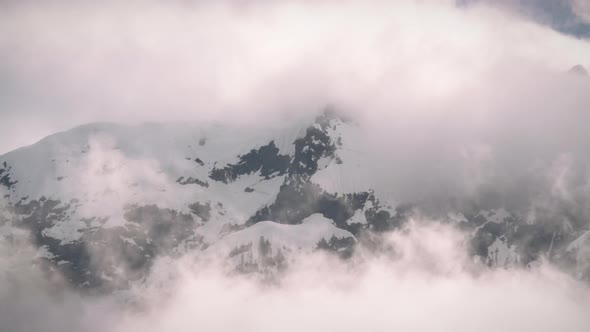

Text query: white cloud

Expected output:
[571,0,590,23]
[2,3,590,330]
[0,0,589,153]
[3,220,590,332]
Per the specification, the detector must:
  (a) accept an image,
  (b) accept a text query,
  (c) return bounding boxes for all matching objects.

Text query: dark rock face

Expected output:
[316,236,356,259]
[468,213,575,267]
[246,111,402,237]
[290,126,337,176]
[210,141,291,183]
[122,204,200,253]
[10,197,97,289]
[4,198,204,293]
[188,202,211,222]
[0,161,17,189]
[248,180,402,236]
[176,176,209,187]
[194,157,205,166]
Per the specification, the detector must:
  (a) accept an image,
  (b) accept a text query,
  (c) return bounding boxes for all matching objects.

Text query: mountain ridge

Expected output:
[1,109,589,292]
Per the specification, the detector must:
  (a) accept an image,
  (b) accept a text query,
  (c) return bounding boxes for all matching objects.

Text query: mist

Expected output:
[2,0,590,209]
[1,0,589,153]
[2,220,590,332]
[2,1,590,331]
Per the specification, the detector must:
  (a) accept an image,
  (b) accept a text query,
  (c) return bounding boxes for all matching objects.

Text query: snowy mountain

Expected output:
[569,64,589,76]
[1,109,589,291]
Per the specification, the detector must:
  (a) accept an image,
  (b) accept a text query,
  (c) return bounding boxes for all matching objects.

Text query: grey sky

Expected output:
[0,0,589,154]
[458,0,590,37]
[2,3,590,331]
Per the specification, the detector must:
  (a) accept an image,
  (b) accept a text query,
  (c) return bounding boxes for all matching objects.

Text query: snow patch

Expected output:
[487,237,519,267]
[210,214,354,258]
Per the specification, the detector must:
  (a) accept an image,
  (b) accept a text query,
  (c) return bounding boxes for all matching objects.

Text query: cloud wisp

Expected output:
[2,220,590,332]
[1,0,590,153]
[3,0,590,223]
[2,2,590,331]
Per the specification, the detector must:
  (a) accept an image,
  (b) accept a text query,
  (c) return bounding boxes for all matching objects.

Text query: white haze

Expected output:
[0,0,589,153]
[2,0,590,211]
[2,220,590,332]
[2,1,590,331]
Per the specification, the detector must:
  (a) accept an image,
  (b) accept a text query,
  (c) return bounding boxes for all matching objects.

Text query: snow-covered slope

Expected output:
[0,111,392,290]
[1,109,589,290]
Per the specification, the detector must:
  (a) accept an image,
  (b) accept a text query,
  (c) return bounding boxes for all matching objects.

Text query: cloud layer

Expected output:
[1,0,589,153]
[3,0,590,218]
[2,220,590,332]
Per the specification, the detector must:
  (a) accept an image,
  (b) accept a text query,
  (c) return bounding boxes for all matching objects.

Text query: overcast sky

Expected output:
[0,0,589,154]
[2,3,590,331]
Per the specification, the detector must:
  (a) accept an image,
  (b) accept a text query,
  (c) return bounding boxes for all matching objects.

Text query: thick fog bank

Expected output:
[2,221,590,332]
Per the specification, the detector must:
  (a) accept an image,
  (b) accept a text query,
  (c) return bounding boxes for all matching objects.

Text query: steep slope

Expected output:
[1,109,589,291]
[0,111,401,291]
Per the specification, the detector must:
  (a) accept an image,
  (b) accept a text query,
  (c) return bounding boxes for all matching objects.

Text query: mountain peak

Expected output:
[568,64,588,76]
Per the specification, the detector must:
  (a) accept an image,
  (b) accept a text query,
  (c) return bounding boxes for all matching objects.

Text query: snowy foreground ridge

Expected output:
[1,110,589,291]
